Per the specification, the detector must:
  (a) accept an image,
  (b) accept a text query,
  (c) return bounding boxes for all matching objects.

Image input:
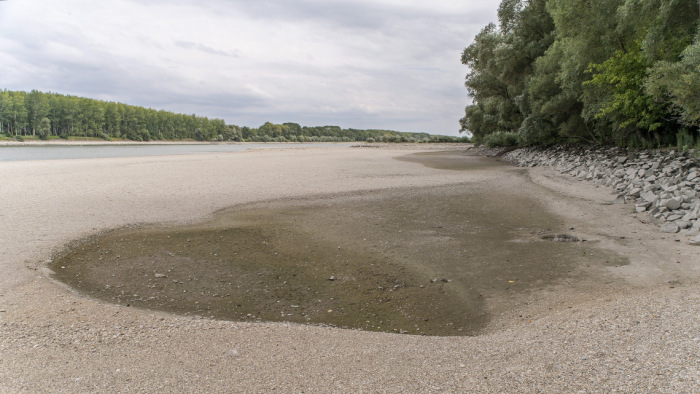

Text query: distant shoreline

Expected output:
[0,139,362,147]
[0,139,238,146]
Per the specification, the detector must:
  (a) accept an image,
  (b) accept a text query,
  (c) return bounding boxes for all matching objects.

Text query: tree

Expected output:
[647,32,700,128]
[460,0,554,143]
[462,0,698,147]
[37,117,51,140]
[25,90,49,136]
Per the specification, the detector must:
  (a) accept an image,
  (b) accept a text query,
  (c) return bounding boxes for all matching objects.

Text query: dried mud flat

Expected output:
[1,146,698,391]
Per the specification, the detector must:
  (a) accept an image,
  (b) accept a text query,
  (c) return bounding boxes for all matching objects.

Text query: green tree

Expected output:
[37,117,51,140]
[25,90,49,136]
[647,32,700,128]
[460,0,554,143]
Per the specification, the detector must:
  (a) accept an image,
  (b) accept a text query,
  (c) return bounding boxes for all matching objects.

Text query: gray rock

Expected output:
[690,234,700,246]
[660,197,683,211]
[660,223,680,233]
[641,191,659,204]
[677,220,691,229]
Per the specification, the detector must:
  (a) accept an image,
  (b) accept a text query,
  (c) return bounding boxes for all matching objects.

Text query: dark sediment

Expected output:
[51,151,627,336]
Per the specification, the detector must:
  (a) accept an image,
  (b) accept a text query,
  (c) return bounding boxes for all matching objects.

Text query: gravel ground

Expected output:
[0,145,698,392]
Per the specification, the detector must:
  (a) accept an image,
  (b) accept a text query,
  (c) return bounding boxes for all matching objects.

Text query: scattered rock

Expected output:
[503,145,698,240]
[154,273,166,278]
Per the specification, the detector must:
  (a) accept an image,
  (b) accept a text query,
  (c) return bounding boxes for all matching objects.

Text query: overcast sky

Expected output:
[0,1,497,135]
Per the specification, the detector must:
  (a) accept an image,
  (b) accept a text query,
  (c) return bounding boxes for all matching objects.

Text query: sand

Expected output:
[0,145,698,391]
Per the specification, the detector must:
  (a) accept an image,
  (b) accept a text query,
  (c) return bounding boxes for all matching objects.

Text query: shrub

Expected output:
[366,137,375,143]
[677,128,695,151]
[15,135,25,142]
[483,131,521,148]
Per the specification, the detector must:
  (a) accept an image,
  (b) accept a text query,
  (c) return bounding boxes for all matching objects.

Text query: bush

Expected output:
[15,135,25,142]
[366,137,375,143]
[677,128,695,151]
[483,131,521,148]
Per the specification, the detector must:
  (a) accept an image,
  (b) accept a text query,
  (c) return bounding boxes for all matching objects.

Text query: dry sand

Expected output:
[0,145,698,391]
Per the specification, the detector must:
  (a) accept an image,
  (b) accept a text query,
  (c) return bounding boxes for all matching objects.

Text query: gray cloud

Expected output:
[0,0,496,135]
[174,41,241,58]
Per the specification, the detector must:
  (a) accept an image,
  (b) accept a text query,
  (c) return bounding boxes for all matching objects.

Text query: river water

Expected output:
[0,142,355,162]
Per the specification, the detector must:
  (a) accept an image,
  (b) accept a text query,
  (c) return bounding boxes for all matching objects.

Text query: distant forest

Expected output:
[461,0,699,149]
[0,90,465,143]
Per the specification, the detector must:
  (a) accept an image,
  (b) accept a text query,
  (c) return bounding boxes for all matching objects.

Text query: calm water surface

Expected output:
[0,143,355,162]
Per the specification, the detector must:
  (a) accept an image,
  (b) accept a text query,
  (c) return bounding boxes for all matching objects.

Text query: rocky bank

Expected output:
[503,145,700,245]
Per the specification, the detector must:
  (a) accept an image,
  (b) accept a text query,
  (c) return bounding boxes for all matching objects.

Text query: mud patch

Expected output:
[51,182,627,336]
[394,150,505,171]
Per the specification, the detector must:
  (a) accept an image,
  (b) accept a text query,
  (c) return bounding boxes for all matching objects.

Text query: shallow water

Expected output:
[0,142,354,161]
[51,152,628,336]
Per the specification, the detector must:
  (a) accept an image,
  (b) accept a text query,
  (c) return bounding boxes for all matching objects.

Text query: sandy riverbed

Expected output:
[0,145,697,391]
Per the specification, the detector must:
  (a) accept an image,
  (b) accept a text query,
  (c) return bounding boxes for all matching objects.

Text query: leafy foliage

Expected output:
[0,90,459,143]
[483,131,521,147]
[461,0,699,147]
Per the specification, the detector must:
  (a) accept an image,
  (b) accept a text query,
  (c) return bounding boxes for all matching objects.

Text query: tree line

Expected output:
[0,90,229,141]
[0,90,465,143]
[461,0,699,149]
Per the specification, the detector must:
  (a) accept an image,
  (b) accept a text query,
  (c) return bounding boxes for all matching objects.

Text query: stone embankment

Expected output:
[503,145,700,245]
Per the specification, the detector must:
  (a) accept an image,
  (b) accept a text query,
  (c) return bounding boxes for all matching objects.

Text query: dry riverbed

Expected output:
[1,145,697,391]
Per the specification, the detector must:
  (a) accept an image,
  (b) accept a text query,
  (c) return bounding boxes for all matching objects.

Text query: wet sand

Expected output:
[51,154,627,336]
[1,146,698,391]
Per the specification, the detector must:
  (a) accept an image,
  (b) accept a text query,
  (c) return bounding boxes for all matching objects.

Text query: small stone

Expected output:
[226,349,241,358]
[689,234,700,246]
[328,276,336,281]
[154,273,166,278]
[542,234,580,242]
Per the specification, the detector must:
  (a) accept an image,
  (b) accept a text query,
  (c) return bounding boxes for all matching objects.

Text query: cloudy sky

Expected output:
[0,1,497,135]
